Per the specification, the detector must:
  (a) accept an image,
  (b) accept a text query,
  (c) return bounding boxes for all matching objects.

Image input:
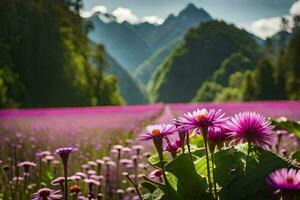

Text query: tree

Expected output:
[192,81,223,102]
[0,0,124,107]
[242,70,256,101]
[273,50,287,99]
[285,33,300,99]
[254,58,276,100]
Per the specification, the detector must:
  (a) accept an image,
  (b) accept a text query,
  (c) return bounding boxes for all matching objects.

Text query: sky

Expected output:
[82,0,300,39]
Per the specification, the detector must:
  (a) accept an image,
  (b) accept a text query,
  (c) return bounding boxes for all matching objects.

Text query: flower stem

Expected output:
[211,152,218,199]
[64,166,68,200]
[126,174,143,200]
[203,133,213,198]
[178,131,186,153]
[153,137,172,198]
[245,142,252,171]
[186,133,192,160]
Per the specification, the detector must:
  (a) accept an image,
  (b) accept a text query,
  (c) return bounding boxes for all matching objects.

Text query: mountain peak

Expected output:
[179,3,210,18]
[185,3,198,11]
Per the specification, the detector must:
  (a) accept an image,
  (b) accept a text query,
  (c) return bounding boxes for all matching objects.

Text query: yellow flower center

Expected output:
[286,177,294,184]
[195,114,207,121]
[151,129,161,136]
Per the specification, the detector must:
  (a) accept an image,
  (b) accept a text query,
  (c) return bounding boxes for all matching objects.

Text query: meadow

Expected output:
[0,101,299,200]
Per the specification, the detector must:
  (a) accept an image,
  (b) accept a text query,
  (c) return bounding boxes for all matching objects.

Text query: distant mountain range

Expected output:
[86,3,279,104]
[86,3,213,104]
[88,3,212,73]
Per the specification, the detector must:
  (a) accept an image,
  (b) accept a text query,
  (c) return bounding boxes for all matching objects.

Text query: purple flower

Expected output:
[138,124,176,141]
[164,139,182,153]
[226,112,274,147]
[174,108,227,134]
[18,161,36,176]
[55,147,77,200]
[149,169,163,182]
[55,147,77,165]
[207,127,230,142]
[31,188,62,200]
[51,177,71,186]
[267,168,300,195]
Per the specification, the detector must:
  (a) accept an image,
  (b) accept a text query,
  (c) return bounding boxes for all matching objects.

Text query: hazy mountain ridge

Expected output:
[134,38,181,84]
[105,53,149,104]
[87,3,212,72]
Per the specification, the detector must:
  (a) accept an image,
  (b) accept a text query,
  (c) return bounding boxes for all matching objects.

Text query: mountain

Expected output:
[134,38,181,84]
[105,53,149,104]
[87,3,212,72]
[148,20,260,103]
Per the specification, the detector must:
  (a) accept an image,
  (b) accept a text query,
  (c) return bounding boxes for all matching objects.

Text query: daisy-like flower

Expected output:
[18,161,36,177]
[226,112,274,147]
[55,147,77,200]
[138,124,176,141]
[174,108,227,134]
[31,188,62,200]
[51,177,72,186]
[267,168,300,197]
[55,147,77,166]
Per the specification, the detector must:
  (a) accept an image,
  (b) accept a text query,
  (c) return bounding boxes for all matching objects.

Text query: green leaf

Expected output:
[272,118,300,138]
[203,144,299,200]
[148,152,169,167]
[142,189,166,200]
[291,150,300,162]
[142,175,182,200]
[165,153,209,200]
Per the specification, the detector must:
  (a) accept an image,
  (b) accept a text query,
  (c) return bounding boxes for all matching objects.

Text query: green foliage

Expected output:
[142,143,299,200]
[212,52,252,86]
[285,33,300,99]
[291,151,300,162]
[214,87,243,102]
[149,20,259,102]
[192,82,223,102]
[0,0,123,107]
[272,118,300,139]
[254,57,276,100]
[214,145,296,199]
[165,154,208,200]
[148,152,170,167]
[241,70,257,101]
[0,68,25,108]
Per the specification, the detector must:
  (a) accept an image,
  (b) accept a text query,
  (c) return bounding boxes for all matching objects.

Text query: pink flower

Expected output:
[226,112,274,147]
[164,139,182,153]
[138,124,176,141]
[18,161,36,176]
[267,168,300,196]
[31,188,62,200]
[174,108,227,134]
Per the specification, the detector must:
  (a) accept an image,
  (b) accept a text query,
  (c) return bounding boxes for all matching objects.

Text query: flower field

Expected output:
[0,101,300,200]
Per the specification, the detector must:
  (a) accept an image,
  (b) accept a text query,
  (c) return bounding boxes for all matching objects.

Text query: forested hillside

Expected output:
[149,21,259,102]
[0,0,124,108]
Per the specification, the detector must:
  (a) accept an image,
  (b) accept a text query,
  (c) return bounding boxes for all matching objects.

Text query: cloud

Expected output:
[112,7,139,24]
[80,5,165,25]
[80,5,107,18]
[250,16,286,39]
[290,0,300,16]
[142,16,164,25]
[249,0,300,39]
